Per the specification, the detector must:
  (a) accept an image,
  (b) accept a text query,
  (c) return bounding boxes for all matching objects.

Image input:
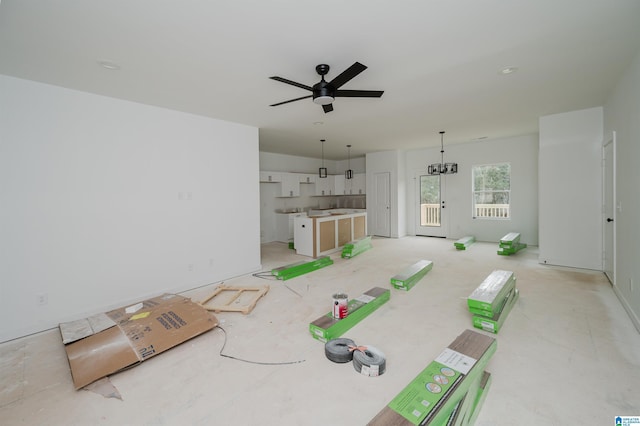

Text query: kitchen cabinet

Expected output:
[297,173,316,184]
[334,175,346,195]
[260,171,301,197]
[279,173,300,197]
[294,212,367,258]
[259,171,282,183]
[352,173,366,195]
[342,173,366,195]
[315,175,335,196]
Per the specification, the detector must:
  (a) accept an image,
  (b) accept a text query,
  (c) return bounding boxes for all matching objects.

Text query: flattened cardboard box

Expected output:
[60,293,218,389]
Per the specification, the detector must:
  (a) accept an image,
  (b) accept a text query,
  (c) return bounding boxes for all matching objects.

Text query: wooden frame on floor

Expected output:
[199,284,269,314]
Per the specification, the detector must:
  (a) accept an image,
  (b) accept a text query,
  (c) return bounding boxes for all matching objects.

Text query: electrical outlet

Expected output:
[209,258,214,267]
[37,293,48,306]
[188,264,194,272]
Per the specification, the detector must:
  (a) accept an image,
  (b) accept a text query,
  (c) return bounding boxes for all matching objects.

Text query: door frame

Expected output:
[602,131,616,285]
[415,171,448,237]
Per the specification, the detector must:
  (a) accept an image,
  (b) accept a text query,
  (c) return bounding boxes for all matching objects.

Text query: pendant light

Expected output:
[428,131,458,175]
[345,144,353,179]
[319,139,328,178]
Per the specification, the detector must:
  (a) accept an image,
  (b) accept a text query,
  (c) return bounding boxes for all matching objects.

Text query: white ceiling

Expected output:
[1,1,639,160]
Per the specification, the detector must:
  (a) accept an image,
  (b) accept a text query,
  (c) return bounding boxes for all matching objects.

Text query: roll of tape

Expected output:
[352,345,386,377]
[325,338,357,363]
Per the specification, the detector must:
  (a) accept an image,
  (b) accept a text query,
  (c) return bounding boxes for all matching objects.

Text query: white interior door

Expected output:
[603,132,616,284]
[415,173,447,237]
[373,172,390,237]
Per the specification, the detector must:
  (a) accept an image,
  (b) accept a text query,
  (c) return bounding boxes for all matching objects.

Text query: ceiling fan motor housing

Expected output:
[313,80,334,105]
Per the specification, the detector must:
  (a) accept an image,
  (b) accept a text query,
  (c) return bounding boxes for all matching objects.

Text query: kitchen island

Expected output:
[294,211,367,258]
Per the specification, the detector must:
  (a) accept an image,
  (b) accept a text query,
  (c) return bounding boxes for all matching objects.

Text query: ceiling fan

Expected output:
[269,62,384,113]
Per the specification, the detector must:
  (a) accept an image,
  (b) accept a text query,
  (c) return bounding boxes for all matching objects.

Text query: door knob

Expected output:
[607,218,614,222]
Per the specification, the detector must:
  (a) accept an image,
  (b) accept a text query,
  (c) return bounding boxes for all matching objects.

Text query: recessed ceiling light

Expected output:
[97,60,121,70]
[500,67,518,75]
[313,121,324,125]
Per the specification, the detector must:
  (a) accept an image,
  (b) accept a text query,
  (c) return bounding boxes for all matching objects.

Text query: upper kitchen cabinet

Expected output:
[297,173,316,184]
[260,171,299,197]
[351,173,366,195]
[334,175,346,195]
[259,171,282,183]
[279,173,300,197]
[339,173,366,195]
[315,175,335,196]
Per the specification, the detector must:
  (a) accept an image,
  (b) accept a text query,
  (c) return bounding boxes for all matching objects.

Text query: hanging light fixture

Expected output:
[319,139,328,178]
[345,144,353,179]
[428,131,458,175]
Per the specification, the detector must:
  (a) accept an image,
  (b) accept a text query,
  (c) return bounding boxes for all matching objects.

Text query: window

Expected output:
[472,163,511,219]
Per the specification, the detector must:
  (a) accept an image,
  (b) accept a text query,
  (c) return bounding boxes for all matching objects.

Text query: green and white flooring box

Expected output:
[368,329,497,425]
[467,270,515,317]
[391,260,433,291]
[309,287,390,342]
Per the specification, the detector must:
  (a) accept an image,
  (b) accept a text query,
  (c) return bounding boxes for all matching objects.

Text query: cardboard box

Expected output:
[60,293,218,389]
[309,287,390,342]
[472,288,519,334]
[368,329,496,425]
[445,370,492,426]
[454,236,475,250]
[391,260,433,291]
[499,232,520,246]
[466,371,492,426]
[467,279,516,317]
[467,270,515,316]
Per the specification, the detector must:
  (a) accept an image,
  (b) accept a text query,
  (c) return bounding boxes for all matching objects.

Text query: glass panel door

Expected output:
[416,174,447,237]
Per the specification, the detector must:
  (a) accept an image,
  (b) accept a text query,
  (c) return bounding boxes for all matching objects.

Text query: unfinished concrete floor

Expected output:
[1,236,639,425]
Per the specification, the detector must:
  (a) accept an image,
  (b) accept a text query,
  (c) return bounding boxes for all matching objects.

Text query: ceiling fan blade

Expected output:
[270,95,312,107]
[335,89,384,98]
[269,76,313,91]
[328,62,367,89]
[322,103,334,113]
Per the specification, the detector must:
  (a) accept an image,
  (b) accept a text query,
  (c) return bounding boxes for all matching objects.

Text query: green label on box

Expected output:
[387,361,462,425]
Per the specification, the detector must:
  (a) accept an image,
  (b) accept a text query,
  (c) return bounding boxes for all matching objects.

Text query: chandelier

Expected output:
[427,131,457,175]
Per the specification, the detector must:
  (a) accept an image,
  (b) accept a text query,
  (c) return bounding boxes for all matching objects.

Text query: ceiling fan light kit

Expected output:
[427,131,458,175]
[270,62,384,113]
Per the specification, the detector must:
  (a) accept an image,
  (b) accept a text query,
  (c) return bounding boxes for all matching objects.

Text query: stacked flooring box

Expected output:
[497,232,526,255]
[454,236,475,250]
[390,260,433,291]
[467,270,518,334]
[368,329,496,425]
[341,235,373,258]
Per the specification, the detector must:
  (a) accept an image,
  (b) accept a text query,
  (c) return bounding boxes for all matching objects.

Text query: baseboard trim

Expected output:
[613,284,640,334]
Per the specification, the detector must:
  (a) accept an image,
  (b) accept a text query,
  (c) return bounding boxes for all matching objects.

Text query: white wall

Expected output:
[604,49,640,330]
[404,135,539,243]
[0,75,261,343]
[539,107,603,270]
